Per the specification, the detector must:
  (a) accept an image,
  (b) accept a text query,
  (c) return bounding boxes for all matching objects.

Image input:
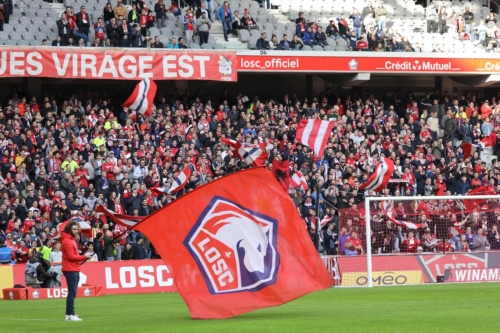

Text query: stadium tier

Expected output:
[0,0,498,53]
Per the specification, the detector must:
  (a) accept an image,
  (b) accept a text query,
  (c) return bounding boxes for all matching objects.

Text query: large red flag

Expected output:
[132,167,333,319]
[464,186,496,211]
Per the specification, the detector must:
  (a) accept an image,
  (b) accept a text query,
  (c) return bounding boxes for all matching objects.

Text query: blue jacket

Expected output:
[303,31,316,44]
[456,180,471,195]
[217,7,234,21]
[0,245,12,263]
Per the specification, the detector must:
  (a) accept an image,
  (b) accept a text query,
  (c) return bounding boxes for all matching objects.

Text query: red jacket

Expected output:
[60,232,87,272]
[402,238,419,253]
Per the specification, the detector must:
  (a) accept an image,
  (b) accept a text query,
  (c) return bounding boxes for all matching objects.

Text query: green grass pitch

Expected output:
[1,283,497,333]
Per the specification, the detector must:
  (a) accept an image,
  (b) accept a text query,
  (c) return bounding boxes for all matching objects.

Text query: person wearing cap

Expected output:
[133,235,146,259]
[241,8,257,30]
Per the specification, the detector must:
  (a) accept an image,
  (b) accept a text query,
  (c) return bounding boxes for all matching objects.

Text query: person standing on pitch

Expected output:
[60,221,93,321]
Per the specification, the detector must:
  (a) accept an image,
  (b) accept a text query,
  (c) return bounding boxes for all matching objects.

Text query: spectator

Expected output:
[426,1,437,33]
[94,18,106,46]
[375,1,387,31]
[121,243,134,260]
[113,0,127,20]
[49,241,62,265]
[232,9,241,31]
[270,34,279,50]
[303,26,316,46]
[118,19,133,47]
[295,18,307,38]
[127,3,138,23]
[241,8,257,31]
[93,232,104,261]
[344,231,363,256]
[178,37,188,49]
[217,1,234,42]
[278,34,291,50]
[363,12,376,32]
[56,13,71,46]
[437,7,448,35]
[196,11,210,46]
[75,5,90,46]
[402,231,419,253]
[0,237,12,263]
[256,32,270,50]
[154,0,166,28]
[0,3,4,32]
[103,2,115,24]
[167,37,179,49]
[349,9,362,39]
[183,9,195,42]
[463,6,474,34]
[133,235,146,259]
[326,20,340,40]
[473,228,490,251]
[362,1,375,19]
[52,36,65,47]
[84,242,98,262]
[290,34,303,50]
[196,2,211,20]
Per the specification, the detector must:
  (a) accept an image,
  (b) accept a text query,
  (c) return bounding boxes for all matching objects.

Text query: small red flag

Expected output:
[132,167,333,319]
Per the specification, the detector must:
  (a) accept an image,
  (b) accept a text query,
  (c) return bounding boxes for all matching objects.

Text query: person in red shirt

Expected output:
[101,157,116,182]
[402,231,420,253]
[434,174,446,195]
[14,240,29,264]
[75,161,89,187]
[345,231,363,255]
[61,221,93,321]
[481,100,493,119]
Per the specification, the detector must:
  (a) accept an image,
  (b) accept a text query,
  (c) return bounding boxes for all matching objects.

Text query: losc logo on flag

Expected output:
[184,196,280,294]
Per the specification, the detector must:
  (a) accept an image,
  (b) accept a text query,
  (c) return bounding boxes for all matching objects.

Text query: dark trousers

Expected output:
[427,20,437,33]
[4,13,8,24]
[0,20,3,32]
[63,271,79,316]
[199,31,209,45]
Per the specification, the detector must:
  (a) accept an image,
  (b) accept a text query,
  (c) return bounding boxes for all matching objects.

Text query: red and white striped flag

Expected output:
[49,217,93,240]
[462,135,494,160]
[290,171,309,190]
[311,215,334,233]
[382,201,425,229]
[359,158,395,193]
[220,138,271,166]
[152,165,192,195]
[296,119,334,157]
[123,78,157,117]
[96,205,144,228]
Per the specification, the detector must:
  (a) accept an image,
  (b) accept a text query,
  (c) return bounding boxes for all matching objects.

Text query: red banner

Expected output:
[0,48,237,81]
[445,268,500,283]
[12,259,177,295]
[237,52,500,74]
[336,252,498,286]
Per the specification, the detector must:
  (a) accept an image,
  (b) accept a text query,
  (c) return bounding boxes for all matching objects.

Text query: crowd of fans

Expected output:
[1,84,500,265]
[254,2,500,52]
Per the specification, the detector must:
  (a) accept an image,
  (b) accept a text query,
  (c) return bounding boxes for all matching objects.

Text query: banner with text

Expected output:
[0,48,237,81]
[337,251,500,286]
[237,53,500,74]
[12,259,177,295]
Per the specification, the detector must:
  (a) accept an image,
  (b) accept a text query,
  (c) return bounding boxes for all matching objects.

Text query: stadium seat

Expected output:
[213,43,225,49]
[238,29,250,42]
[4,40,17,46]
[201,43,214,49]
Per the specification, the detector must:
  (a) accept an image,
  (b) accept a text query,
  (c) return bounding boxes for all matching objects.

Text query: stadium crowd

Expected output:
[2,85,500,265]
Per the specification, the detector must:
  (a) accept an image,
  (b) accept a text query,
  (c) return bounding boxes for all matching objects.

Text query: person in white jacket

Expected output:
[363,13,376,34]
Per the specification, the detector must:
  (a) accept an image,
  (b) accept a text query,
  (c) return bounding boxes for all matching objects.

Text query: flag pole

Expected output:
[315,182,321,251]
